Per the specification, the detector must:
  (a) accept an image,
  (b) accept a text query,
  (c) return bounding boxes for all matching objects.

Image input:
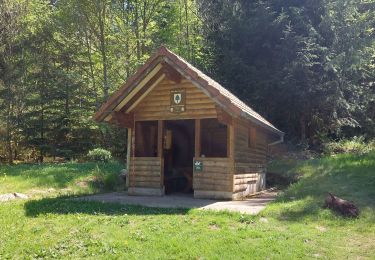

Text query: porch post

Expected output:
[157,120,164,189]
[157,120,163,157]
[126,127,132,188]
[227,124,235,159]
[195,119,201,158]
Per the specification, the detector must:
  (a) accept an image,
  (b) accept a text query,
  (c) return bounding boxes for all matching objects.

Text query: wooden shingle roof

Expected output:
[94,46,283,136]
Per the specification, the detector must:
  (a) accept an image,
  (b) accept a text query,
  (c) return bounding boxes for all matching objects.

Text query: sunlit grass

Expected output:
[0,162,124,195]
[0,153,374,259]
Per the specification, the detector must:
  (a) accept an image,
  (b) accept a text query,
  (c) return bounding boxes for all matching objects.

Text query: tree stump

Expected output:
[324,193,359,218]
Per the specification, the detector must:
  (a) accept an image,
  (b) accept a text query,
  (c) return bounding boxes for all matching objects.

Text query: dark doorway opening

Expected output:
[163,120,195,195]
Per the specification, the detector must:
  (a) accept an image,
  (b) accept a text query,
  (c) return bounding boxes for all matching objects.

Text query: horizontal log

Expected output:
[235,170,263,175]
[234,152,267,160]
[132,181,161,188]
[131,157,161,162]
[193,160,230,167]
[234,183,257,191]
[234,179,257,185]
[234,158,266,165]
[198,169,233,174]
[131,161,161,167]
[134,114,217,121]
[193,178,231,186]
[234,173,258,178]
[134,110,217,120]
[139,92,210,103]
[136,98,213,106]
[147,89,209,97]
[131,165,161,171]
[131,176,161,182]
[135,108,217,116]
[235,162,265,168]
[234,143,267,152]
[130,171,161,177]
[194,174,233,181]
[135,103,216,113]
[194,157,230,162]
[234,185,256,193]
[235,166,264,172]
[235,131,266,145]
[193,183,232,192]
[197,167,231,174]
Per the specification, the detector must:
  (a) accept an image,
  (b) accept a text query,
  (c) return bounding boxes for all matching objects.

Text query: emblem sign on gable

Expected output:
[170,89,186,113]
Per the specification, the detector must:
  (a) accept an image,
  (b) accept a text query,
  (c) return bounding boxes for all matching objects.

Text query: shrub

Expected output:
[91,165,121,191]
[323,137,375,155]
[87,148,112,162]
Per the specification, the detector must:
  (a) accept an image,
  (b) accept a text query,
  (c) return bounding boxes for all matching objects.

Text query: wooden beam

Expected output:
[157,120,163,157]
[113,63,163,112]
[126,74,165,112]
[227,123,235,159]
[121,70,165,112]
[216,105,232,125]
[126,128,132,188]
[228,122,235,193]
[195,119,201,157]
[161,62,182,83]
[110,112,134,128]
[157,121,164,189]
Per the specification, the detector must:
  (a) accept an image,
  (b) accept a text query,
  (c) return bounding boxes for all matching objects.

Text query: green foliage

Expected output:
[266,151,375,219]
[198,0,375,144]
[87,148,112,163]
[0,161,124,194]
[91,164,121,191]
[0,0,204,162]
[323,137,375,155]
[1,0,374,160]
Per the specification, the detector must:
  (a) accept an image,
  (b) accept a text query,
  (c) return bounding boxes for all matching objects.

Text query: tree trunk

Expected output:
[98,1,109,99]
[142,0,147,55]
[184,0,190,60]
[134,0,141,62]
[84,30,98,109]
[6,104,13,164]
[40,99,44,163]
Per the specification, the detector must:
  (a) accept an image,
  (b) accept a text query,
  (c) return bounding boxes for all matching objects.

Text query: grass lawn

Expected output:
[0,162,124,195]
[0,153,375,259]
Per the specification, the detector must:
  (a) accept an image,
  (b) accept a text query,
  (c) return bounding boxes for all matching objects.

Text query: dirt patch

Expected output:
[0,192,29,202]
[209,224,220,230]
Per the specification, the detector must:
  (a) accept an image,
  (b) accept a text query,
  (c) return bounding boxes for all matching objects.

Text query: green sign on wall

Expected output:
[194,160,203,172]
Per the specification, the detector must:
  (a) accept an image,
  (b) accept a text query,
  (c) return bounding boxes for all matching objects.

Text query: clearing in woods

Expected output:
[0,152,374,259]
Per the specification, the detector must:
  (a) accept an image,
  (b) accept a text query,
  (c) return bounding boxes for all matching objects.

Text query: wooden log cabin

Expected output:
[94,47,284,200]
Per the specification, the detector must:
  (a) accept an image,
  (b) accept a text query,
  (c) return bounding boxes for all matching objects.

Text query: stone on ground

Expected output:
[0,192,29,202]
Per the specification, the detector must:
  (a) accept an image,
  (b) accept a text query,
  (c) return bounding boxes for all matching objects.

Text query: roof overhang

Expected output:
[94,46,284,138]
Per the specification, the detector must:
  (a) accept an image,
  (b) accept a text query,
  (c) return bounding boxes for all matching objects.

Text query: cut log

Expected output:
[324,193,359,218]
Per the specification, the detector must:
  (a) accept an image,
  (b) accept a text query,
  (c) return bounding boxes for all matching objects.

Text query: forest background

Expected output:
[1,0,374,163]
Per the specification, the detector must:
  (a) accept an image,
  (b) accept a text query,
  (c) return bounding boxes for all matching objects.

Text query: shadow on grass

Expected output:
[24,195,190,217]
[269,152,375,222]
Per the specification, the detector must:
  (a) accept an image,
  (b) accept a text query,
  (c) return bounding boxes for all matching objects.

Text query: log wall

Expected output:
[233,119,268,198]
[128,157,162,189]
[133,78,217,121]
[193,157,234,199]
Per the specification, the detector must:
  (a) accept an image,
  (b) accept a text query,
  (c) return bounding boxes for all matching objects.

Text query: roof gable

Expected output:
[132,77,217,121]
[94,47,283,136]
